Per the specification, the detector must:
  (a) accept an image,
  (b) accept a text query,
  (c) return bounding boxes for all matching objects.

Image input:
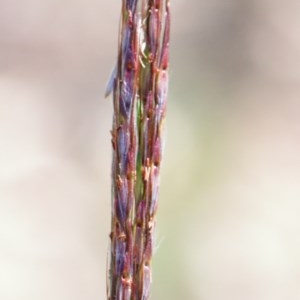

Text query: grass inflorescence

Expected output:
[107,1,170,299]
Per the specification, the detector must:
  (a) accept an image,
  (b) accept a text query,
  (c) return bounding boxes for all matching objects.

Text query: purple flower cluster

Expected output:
[107,1,170,300]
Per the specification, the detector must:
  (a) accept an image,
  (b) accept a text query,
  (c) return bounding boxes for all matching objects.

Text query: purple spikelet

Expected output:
[107,1,170,299]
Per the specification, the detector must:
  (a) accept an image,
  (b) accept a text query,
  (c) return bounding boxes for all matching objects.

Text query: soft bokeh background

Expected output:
[1,1,300,299]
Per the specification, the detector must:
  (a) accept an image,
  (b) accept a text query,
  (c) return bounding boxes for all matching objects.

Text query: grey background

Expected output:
[0,1,300,299]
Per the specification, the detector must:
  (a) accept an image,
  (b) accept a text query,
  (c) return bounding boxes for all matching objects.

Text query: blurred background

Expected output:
[0,1,300,299]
